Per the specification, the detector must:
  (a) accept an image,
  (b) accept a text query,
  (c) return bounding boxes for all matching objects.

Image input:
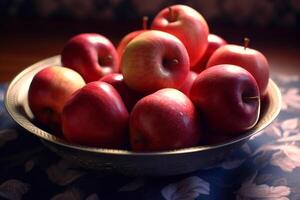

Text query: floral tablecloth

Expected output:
[1,73,300,200]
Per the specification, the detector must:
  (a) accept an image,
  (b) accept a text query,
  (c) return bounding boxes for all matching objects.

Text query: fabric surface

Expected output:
[0,73,300,200]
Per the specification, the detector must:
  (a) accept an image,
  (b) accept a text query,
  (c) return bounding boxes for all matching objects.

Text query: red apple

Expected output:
[117,16,148,61]
[121,30,189,94]
[151,4,209,67]
[100,73,143,111]
[207,39,269,97]
[178,71,197,96]
[61,33,119,83]
[190,64,260,135]
[192,34,227,73]
[130,88,202,152]
[62,81,129,148]
[28,66,85,133]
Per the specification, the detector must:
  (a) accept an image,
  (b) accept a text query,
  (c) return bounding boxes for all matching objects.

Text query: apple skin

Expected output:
[130,88,202,152]
[121,30,190,94]
[192,34,227,73]
[100,73,143,111]
[178,71,197,97]
[117,30,146,61]
[28,66,86,133]
[190,64,260,135]
[207,44,269,97]
[61,33,119,83]
[151,4,209,67]
[62,81,129,149]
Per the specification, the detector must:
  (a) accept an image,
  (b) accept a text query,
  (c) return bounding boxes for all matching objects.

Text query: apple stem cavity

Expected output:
[99,55,113,66]
[163,58,179,67]
[161,59,179,73]
[43,107,54,115]
[244,37,250,50]
[143,16,148,30]
[168,7,175,22]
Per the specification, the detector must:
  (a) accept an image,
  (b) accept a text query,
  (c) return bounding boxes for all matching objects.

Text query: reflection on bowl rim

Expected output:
[4,55,282,156]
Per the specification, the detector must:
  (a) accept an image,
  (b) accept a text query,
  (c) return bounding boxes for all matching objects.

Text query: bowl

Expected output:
[4,55,281,176]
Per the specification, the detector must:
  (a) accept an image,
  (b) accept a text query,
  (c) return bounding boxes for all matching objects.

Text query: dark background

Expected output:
[1,0,300,27]
[0,0,300,82]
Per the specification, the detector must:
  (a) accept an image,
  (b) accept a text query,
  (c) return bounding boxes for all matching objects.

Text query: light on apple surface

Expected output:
[207,38,269,97]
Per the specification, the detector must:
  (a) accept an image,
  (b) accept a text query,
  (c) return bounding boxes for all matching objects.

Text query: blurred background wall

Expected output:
[0,0,299,82]
[1,0,300,28]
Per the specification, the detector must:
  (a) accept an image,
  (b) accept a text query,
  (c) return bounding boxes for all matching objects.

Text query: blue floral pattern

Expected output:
[1,73,300,199]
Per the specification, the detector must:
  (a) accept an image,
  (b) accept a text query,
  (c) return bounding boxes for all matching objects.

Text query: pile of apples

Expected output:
[28,5,269,152]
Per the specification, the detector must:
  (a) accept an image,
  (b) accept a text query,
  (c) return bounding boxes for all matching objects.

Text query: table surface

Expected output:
[1,20,300,199]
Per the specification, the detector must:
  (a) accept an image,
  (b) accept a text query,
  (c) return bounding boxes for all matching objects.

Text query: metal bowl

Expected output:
[4,56,282,176]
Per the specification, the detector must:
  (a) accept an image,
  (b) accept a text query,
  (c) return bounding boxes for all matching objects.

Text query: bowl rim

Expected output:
[4,55,282,156]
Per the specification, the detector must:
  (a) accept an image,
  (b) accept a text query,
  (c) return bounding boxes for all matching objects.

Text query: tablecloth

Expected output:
[1,73,300,200]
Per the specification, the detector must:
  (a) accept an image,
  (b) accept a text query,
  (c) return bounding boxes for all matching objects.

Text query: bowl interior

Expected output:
[4,55,282,156]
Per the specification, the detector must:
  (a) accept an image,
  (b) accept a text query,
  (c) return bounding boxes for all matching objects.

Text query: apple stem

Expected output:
[168,7,175,22]
[172,59,179,65]
[163,59,179,68]
[107,55,113,60]
[142,16,148,30]
[244,37,250,50]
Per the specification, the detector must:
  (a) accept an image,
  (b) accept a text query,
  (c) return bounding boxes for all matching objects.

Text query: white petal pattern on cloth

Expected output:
[237,172,291,199]
[161,176,209,200]
[46,159,86,186]
[118,178,145,192]
[270,144,300,172]
[86,193,100,200]
[0,179,30,200]
[281,118,299,131]
[221,159,246,170]
[281,88,300,110]
[24,159,35,173]
[0,129,18,147]
[0,91,3,101]
[50,188,82,200]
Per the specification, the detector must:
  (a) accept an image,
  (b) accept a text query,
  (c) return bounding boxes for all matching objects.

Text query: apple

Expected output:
[207,39,269,97]
[178,71,197,96]
[121,30,189,94]
[28,66,85,133]
[62,81,129,148]
[61,33,119,83]
[192,34,227,73]
[117,16,148,61]
[151,4,209,67]
[190,64,260,135]
[100,73,143,111]
[130,88,202,152]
